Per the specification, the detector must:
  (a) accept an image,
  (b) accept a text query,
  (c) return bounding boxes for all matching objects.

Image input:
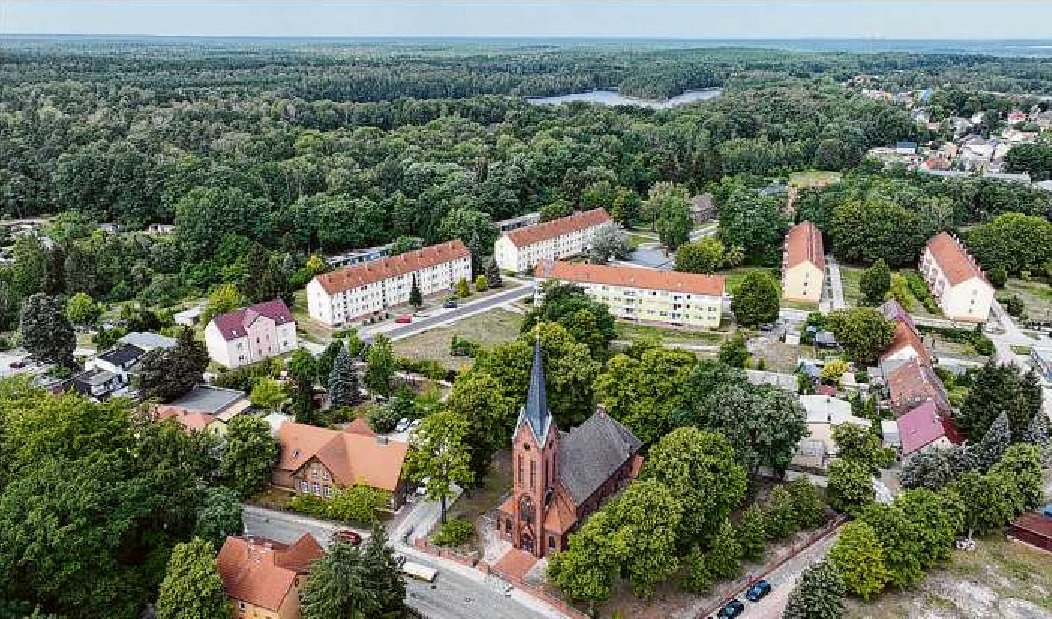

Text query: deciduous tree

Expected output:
[828,521,889,601]
[194,486,244,550]
[859,259,891,305]
[219,415,280,498]
[730,270,780,328]
[826,307,896,366]
[404,411,474,523]
[827,459,874,516]
[783,561,846,619]
[156,538,230,619]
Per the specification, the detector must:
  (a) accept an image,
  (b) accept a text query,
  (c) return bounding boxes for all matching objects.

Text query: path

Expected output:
[824,253,846,312]
[737,527,841,618]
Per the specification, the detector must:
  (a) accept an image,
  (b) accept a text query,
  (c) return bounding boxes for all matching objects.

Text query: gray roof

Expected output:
[521,337,552,444]
[97,344,145,368]
[119,331,177,351]
[74,368,117,387]
[168,385,246,415]
[558,410,641,506]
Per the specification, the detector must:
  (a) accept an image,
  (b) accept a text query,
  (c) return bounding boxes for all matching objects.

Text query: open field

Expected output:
[719,266,780,295]
[629,232,657,249]
[391,307,523,371]
[1003,277,1052,323]
[616,320,727,345]
[845,536,1052,618]
[840,265,865,306]
[788,169,842,187]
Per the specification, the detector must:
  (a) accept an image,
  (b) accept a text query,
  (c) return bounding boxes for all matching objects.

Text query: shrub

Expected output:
[395,356,449,381]
[288,494,330,518]
[329,485,391,524]
[988,266,1008,288]
[432,518,475,547]
[450,334,480,357]
[367,404,402,434]
[903,271,938,313]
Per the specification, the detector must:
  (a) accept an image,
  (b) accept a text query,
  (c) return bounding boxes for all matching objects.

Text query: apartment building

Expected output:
[306,240,471,327]
[535,260,724,328]
[494,208,612,273]
[919,232,994,322]
[782,221,825,303]
[205,299,298,369]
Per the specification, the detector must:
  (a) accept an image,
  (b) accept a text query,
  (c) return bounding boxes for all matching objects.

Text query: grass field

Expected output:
[840,265,865,306]
[616,320,727,344]
[718,266,779,295]
[845,536,1052,618]
[391,307,524,371]
[1003,277,1052,323]
[788,170,842,187]
[628,232,657,249]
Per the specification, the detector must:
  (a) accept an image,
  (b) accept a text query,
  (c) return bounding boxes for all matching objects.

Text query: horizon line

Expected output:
[3,33,1052,42]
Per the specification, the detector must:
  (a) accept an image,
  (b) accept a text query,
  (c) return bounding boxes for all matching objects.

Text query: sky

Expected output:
[3,1,1052,40]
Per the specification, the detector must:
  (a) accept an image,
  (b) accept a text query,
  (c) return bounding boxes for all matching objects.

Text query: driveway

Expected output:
[824,254,846,312]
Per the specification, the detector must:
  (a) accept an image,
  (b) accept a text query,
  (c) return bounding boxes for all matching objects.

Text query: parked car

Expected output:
[443,299,457,309]
[717,599,745,618]
[334,529,362,546]
[10,360,26,369]
[395,314,413,324]
[394,553,438,582]
[745,580,772,602]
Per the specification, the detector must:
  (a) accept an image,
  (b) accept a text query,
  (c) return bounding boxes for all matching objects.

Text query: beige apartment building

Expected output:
[535,260,724,328]
[782,221,825,303]
[919,232,994,322]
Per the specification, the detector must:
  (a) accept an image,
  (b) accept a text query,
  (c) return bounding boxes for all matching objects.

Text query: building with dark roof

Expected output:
[496,337,643,558]
[85,343,148,387]
[205,299,298,368]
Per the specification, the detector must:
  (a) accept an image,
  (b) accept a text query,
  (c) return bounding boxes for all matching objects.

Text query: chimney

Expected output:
[595,403,607,417]
[376,436,389,445]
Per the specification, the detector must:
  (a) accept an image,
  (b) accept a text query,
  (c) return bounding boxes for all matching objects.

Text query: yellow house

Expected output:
[782,221,825,303]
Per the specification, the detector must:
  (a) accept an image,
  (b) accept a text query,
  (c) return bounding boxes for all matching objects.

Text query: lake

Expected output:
[527,88,722,109]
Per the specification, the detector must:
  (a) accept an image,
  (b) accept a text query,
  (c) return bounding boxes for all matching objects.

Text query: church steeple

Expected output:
[523,334,552,444]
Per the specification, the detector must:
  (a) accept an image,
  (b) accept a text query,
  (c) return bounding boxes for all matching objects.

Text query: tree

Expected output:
[409,274,423,307]
[219,415,280,498]
[826,307,896,366]
[137,327,209,402]
[896,488,959,570]
[958,360,1042,440]
[404,411,474,523]
[674,237,725,274]
[828,521,890,601]
[540,199,574,222]
[588,223,632,265]
[474,274,488,292]
[65,292,100,328]
[200,283,243,325]
[717,333,749,368]
[19,293,75,368]
[679,546,714,594]
[949,471,1015,539]
[523,282,616,357]
[859,259,891,305]
[820,358,848,384]
[783,561,846,619]
[832,423,893,473]
[547,510,626,611]
[363,335,396,398]
[593,348,697,445]
[900,445,971,490]
[730,270,780,328]
[609,478,682,597]
[485,257,503,289]
[716,185,790,265]
[641,427,747,547]
[610,187,641,226]
[737,504,768,561]
[765,485,798,540]
[787,477,826,530]
[827,459,874,516]
[300,526,404,619]
[446,372,516,477]
[687,382,807,477]
[706,519,743,579]
[249,378,286,411]
[287,348,318,424]
[194,486,244,550]
[455,277,470,299]
[970,411,1011,472]
[1023,411,1050,466]
[990,443,1045,515]
[328,347,360,410]
[859,503,923,588]
[156,538,230,619]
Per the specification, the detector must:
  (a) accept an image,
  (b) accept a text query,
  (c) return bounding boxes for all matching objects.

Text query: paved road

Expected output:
[242,505,361,549]
[737,527,842,619]
[362,284,534,343]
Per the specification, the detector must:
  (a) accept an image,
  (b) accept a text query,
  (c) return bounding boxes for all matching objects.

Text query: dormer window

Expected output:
[292,449,301,459]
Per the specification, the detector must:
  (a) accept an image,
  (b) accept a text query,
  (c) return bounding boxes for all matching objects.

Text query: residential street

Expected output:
[736,526,842,619]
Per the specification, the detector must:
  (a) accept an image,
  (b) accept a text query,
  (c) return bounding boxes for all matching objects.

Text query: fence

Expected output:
[695,514,848,618]
[413,538,591,619]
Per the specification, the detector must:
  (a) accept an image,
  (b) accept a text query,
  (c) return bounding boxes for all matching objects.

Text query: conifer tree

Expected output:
[970,411,1011,472]
[409,274,423,307]
[328,346,360,410]
[485,258,503,288]
[706,519,742,579]
[1023,411,1050,466]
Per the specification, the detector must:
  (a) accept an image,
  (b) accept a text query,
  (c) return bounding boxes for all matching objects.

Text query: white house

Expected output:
[205,299,298,369]
[85,343,148,384]
[919,232,994,322]
[493,208,612,273]
[307,240,471,327]
[534,260,724,329]
[792,395,872,469]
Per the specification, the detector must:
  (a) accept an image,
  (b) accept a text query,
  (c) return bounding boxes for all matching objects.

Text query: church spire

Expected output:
[523,332,552,443]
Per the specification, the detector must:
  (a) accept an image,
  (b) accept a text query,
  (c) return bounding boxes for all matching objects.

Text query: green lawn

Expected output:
[782,299,820,312]
[718,266,779,295]
[788,170,842,188]
[840,265,865,306]
[616,320,727,344]
[391,308,524,371]
[1003,277,1052,323]
[628,233,656,249]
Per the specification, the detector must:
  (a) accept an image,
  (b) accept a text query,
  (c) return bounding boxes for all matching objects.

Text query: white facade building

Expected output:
[307,240,471,327]
[919,232,994,322]
[534,260,724,329]
[205,299,298,368]
[494,208,612,273]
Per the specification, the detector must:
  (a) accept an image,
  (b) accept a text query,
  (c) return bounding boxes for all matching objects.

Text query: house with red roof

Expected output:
[494,208,612,273]
[897,400,964,456]
[205,299,298,368]
[880,300,932,366]
[218,533,323,619]
[782,221,825,303]
[919,232,994,322]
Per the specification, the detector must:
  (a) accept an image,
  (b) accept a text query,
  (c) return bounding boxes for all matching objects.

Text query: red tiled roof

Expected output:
[535,260,725,297]
[211,299,294,342]
[784,221,825,271]
[897,401,963,455]
[276,421,408,492]
[886,358,950,415]
[344,416,376,437]
[504,209,611,248]
[313,240,470,296]
[880,300,919,337]
[155,406,217,432]
[882,320,932,365]
[217,534,323,612]
[926,232,985,286]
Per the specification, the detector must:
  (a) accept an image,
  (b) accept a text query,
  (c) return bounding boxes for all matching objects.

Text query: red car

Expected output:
[334,529,362,546]
[395,314,413,324]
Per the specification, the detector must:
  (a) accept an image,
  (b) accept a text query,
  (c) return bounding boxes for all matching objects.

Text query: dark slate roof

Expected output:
[522,336,552,444]
[97,344,145,368]
[211,299,294,342]
[558,410,641,506]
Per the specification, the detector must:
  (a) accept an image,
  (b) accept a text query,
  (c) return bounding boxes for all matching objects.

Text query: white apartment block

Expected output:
[919,232,994,322]
[535,260,724,329]
[494,208,612,273]
[307,240,471,327]
[205,299,298,369]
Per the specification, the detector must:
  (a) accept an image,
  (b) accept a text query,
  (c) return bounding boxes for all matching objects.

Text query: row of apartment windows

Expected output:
[299,480,333,498]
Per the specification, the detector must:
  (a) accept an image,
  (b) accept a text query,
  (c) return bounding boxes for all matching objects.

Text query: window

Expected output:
[312,469,319,479]
[324,486,332,498]
[548,535,555,550]
[518,455,523,485]
[312,482,321,495]
[530,460,536,489]
[505,519,512,534]
[299,481,309,493]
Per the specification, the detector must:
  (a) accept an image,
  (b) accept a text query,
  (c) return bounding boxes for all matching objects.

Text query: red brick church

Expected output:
[497,338,643,558]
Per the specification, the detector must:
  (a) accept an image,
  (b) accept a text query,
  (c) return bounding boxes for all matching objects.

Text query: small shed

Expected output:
[1007,512,1052,553]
